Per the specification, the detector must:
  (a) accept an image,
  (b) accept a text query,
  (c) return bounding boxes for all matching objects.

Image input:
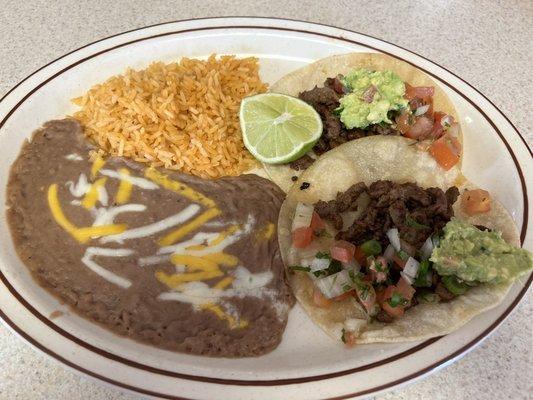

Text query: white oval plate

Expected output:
[0,17,531,400]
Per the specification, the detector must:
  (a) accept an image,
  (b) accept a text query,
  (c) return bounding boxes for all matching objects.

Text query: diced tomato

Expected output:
[354,246,367,266]
[354,281,377,313]
[313,288,332,308]
[292,227,314,249]
[409,96,434,117]
[330,240,356,263]
[381,300,405,318]
[392,253,407,269]
[423,97,434,116]
[404,115,434,140]
[404,83,415,100]
[396,277,416,301]
[408,97,425,112]
[369,256,388,283]
[429,133,461,170]
[461,189,492,215]
[429,121,444,139]
[332,290,355,302]
[395,112,411,135]
[378,284,406,318]
[405,83,435,101]
[428,111,446,139]
[310,211,325,231]
[379,285,395,303]
[433,111,448,126]
[343,330,357,347]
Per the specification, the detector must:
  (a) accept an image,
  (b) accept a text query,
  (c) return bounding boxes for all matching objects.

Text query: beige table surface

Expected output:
[0,1,531,399]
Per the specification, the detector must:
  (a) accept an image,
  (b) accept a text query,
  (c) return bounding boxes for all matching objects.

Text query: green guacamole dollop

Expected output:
[338,69,408,129]
[431,219,533,284]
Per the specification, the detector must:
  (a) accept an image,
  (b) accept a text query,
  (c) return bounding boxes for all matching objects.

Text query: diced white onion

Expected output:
[344,318,365,332]
[414,104,430,116]
[400,271,414,285]
[420,236,434,260]
[386,228,401,252]
[315,270,352,299]
[292,202,314,231]
[383,244,396,262]
[440,115,453,127]
[342,258,361,272]
[309,257,330,272]
[296,237,332,259]
[403,257,420,279]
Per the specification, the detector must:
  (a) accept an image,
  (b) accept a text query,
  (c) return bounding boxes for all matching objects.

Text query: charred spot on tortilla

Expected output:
[300,182,310,190]
[291,176,298,182]
[6,119,294,357]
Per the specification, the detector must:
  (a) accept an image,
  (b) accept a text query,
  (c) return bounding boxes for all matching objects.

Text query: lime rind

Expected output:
[240,93,322,164]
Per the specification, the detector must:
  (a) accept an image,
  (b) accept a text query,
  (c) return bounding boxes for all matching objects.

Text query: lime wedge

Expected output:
[240,93,322,164]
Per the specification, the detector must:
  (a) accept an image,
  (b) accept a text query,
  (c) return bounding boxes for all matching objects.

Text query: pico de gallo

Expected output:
[287,180,533,346]
[290,69,462,172]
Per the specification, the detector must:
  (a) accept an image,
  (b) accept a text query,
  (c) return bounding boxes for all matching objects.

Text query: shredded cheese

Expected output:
[159,207,221,246]
[145,167,216,208]
[90,156,105,179]
[47,184,126,243]
[115,168,133,204]
[81,177,107,209]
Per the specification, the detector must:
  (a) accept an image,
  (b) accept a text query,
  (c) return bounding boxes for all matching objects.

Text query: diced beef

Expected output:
[298,86,340,108]
[315,180,459,249]
[290,77,402,171]
[315,182,367,230]
[324,77,345,94]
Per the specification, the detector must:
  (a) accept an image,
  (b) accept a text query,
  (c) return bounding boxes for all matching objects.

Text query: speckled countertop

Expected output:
[0,1,531,399]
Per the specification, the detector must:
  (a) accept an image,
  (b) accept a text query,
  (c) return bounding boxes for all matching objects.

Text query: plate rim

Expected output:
[0,16,531,400]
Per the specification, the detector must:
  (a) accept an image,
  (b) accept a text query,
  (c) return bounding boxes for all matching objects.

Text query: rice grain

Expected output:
[72,55,266,177]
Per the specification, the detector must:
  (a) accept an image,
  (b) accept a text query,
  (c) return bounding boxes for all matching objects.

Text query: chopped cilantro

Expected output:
[348,269,356,282]
[398,250,410,261]
[342,283,352,292]
[316,230,332,238]
[315,251,331,259]
[414,259,432,287]
[388,292,408,308]
[406,216,429,230]
[360,239,382,256]
[289,265,311,272]
[355,280,370,300]
[328,260,343,275]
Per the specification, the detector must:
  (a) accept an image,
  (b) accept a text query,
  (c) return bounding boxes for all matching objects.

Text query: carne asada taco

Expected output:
[278,135,532,345]
[266,53,463,192]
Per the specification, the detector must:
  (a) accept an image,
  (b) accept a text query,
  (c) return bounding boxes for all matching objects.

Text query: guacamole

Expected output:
[338,69,408,129]
[431,219,533,284]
